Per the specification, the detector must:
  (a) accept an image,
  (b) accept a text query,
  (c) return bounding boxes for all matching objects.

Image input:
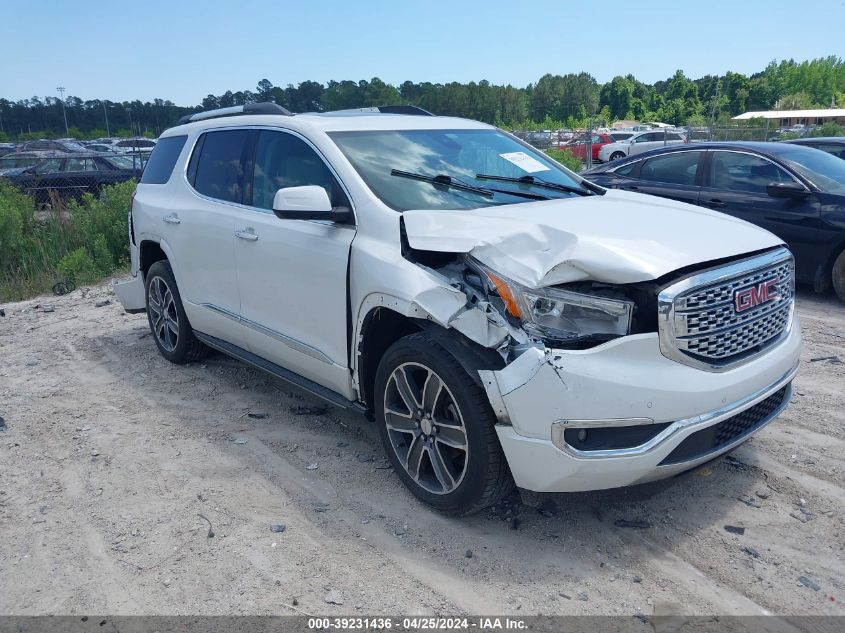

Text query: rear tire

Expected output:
[610,151,626,161]
[832,250,845,303]
[374,332,513,515]
[144,260,209,364]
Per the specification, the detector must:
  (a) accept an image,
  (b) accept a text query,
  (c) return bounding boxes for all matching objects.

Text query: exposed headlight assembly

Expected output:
[474,262,634,343]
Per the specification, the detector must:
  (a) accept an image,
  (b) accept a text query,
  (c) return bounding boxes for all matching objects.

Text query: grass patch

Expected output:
[0,179,134,302]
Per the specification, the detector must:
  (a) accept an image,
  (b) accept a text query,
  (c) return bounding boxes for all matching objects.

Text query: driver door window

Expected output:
[251,130,349,211]
[710,152,795,194]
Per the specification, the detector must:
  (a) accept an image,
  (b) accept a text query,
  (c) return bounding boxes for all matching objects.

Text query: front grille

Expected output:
[660,385,789,465]
[658,249,794,369]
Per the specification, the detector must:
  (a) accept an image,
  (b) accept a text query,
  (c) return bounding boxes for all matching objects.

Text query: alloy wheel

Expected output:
[383,362,469,495]
[148,276,179,353]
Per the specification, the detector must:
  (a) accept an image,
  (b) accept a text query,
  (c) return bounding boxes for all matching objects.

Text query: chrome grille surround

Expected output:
[658,248,795,371]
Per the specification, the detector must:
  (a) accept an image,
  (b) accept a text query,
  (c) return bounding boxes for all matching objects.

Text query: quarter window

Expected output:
[710,152,794,194]
[251,130,349,211]
[639,151,702,186]
[192,130,253,204]
[140,135,187,184]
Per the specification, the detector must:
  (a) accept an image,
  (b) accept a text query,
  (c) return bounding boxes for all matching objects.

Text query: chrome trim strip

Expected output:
[202,303,334,365]
[556,417,655,429]
[637,382,793,483]
[550,360,798,459]
[658,247,795,372]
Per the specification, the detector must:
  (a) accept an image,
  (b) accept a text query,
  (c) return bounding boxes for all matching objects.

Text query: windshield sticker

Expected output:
[499,151,550,173]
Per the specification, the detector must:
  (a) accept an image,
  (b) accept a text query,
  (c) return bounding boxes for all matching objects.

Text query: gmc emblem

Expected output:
[734,278,779,313]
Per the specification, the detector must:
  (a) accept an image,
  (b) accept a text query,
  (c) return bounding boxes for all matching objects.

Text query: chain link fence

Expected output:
[0,150,144,211]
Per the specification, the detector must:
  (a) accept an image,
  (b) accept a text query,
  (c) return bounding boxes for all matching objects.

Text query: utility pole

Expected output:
[56,86,69,136]
[103,100,110,136]
[127,107,133,136]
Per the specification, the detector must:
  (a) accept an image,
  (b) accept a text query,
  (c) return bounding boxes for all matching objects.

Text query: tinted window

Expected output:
[633,133,656,143]
[251,131,348,211]
[192,130,252,203]
[639,151,701,185]
[35,158,63,174]
[710,152,793,194]
[64,158,97,172]
[140,135,187,184]
[613,161,638,177]
[813,143,845,160]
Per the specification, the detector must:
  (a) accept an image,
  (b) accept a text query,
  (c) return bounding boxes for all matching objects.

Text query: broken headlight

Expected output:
[475,263,634,343]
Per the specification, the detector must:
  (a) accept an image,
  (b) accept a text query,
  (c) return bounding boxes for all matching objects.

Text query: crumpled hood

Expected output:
[402,189,783,288]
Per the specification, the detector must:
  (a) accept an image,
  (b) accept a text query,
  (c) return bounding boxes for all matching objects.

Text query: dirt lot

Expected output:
[0,281,843,617]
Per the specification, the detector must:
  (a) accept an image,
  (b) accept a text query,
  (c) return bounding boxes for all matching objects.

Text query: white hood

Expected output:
[402,189,783,288]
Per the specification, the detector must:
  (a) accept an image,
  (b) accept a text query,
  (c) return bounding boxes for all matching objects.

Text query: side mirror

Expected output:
[766,181,809,199]
[272,185,349,222]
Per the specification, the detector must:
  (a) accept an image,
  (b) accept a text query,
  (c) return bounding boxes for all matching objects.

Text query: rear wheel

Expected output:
[374,332,513,515]
[145,260,209,364]
[610,151,626,161]
[832,250,845,303]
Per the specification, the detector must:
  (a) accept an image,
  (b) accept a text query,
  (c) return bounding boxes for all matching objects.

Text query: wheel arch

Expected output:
[355,300,505,413]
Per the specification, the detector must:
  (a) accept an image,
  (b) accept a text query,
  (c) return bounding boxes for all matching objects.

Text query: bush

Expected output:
[0,179,134,301]
[545,148,583,172]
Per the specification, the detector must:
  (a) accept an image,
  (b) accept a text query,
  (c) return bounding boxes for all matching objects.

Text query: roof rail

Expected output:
[375,105,434,116]
[319,105,435,117]
[176,102,293,125]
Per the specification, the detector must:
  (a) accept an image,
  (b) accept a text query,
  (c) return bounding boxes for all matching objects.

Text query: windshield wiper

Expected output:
[474,173,593,196]
[390,169,493,198]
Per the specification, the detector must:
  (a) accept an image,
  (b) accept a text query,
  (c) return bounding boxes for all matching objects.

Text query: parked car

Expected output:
[598,130,686,162]
[0,142,17,156]
[3,152,141,205]
[0,150,66,175]
[583,142,845,300]
[783,137,845,160]
[113,103,800,514]
[561,133,615,162]
[523,131,554,149]
[17,139,90,153]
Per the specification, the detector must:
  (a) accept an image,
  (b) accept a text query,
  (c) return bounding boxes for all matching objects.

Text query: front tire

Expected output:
[609,151,626,161]
[374,332,512,515]
[832,250,845,303]
[145,260,209,364]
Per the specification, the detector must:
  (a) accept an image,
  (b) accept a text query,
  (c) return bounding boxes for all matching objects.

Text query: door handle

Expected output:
[162,214,181,224]
[704,199,727,208]
[235,229,259,242]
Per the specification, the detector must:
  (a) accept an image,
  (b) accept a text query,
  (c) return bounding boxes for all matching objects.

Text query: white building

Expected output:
[733,108,845,127]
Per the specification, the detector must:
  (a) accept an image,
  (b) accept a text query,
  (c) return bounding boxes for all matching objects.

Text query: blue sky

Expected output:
[3,0,844,105]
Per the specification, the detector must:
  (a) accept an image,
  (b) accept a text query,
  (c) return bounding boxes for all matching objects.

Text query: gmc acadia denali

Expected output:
[114,103,801,514]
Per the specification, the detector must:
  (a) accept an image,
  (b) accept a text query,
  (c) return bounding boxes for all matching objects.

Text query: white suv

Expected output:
[114,103,800,514]
[598,129,686,162]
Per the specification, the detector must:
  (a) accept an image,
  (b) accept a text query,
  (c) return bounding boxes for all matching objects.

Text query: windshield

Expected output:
[777,146,845,195]
[329,128,586,210]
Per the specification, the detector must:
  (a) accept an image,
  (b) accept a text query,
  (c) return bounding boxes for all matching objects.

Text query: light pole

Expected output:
[56,86,69,136]
[127,107,133,136]
[102,100,110,137]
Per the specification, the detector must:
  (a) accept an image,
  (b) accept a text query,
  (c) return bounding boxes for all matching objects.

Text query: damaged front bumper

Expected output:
[112,272,146,314]
[480,319,801,493]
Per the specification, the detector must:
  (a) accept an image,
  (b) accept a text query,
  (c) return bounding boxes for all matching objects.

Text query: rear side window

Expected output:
[639,151,702,185]
[140,135,187,184]
[191,130,253,204]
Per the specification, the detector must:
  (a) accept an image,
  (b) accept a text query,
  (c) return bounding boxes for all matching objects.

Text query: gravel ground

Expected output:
[0,281,843,617]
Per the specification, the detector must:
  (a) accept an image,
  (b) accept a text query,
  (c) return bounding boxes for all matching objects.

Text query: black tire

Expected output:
[374,332,513,515]
[144,260,209,364]
[609,151,626,161]
[833,250,845,303]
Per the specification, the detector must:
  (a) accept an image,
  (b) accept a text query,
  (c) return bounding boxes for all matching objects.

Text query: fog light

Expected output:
[577,429,588,443]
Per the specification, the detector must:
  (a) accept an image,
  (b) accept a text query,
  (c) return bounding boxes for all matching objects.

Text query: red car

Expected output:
[561,133,615,162]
